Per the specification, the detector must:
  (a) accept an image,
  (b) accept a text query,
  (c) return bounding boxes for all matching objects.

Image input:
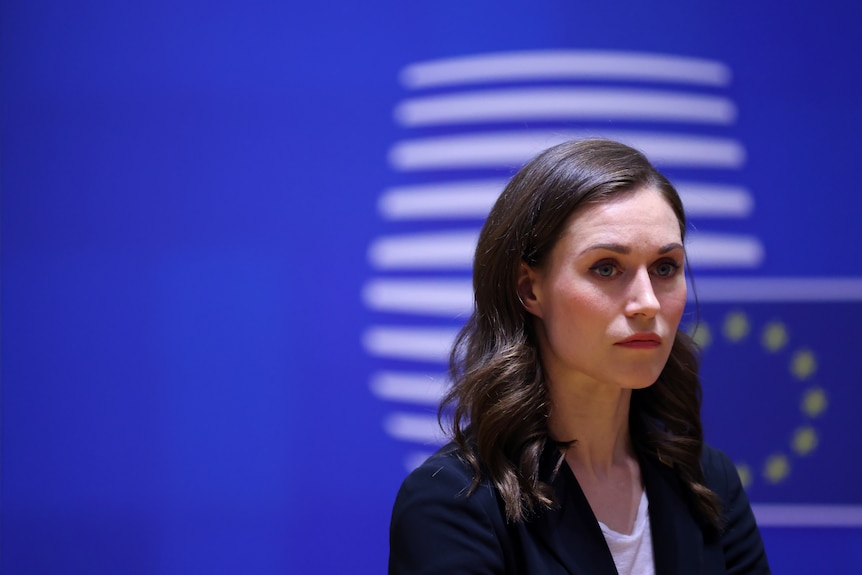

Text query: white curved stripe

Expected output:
[379,179,507,220]
[368,230,478,270]
[384,412,445,443]
[752,504,862,527]
[364,278,473,315]
[379,180,752,221]
[363,326,459,362]
[686,232,764,268]
[395,88,736,127]
[676,182,754,218]
[389,131,746,171]
[368,230,762,272]
[365,277,862,310]
[693,277,862,302]
[400,51,730,89]
[370,371,448,405]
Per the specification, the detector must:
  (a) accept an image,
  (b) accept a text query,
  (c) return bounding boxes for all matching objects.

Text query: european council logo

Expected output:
[362,50,862,527]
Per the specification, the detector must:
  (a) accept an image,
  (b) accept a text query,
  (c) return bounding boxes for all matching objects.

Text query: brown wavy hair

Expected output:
[440,138,722,528]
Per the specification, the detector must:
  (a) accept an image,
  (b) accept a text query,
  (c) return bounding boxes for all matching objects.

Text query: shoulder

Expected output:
[389,444,511,574]
[700,443,740,496]
[700,444,772,574]
[699,444,750,526]
[699,443,755,515]
[392,443,504,528]
[397,444,481,496]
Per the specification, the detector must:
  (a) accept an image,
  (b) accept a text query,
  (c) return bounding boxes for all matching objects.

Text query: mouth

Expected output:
[615,333,663,349]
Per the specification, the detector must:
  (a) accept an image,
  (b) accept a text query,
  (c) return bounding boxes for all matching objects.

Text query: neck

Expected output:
[547,381,635,474]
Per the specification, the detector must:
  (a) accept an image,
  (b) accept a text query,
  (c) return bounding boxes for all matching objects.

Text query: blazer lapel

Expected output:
[526,447,707,575]
[640,455,704,575]
[527,451,618,575]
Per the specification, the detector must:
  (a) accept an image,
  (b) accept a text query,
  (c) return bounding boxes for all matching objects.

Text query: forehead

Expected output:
[562,187,683,246]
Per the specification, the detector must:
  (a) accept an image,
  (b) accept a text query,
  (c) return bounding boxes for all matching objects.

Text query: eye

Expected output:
[653,260,681,277]
[590,262,620,278]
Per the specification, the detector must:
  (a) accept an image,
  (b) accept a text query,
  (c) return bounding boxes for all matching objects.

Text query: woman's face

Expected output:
[518,186,686,392]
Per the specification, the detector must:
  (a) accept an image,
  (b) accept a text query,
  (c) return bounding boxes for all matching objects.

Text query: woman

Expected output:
[389,139,770,574]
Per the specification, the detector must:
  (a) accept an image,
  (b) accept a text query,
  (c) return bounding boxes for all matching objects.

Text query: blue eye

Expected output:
[590,263,619,278]
[654,261,681,277]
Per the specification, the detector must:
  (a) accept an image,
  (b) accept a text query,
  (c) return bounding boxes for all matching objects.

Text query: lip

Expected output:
[615,333,663,349]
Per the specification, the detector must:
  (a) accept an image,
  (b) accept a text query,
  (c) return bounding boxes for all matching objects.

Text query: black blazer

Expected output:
[390,443,770,574]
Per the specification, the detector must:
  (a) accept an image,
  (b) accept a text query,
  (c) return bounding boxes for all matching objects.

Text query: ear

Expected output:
[517,261,544,318]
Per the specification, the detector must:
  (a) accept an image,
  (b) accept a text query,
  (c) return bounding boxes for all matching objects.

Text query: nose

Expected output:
[625,268,660,318]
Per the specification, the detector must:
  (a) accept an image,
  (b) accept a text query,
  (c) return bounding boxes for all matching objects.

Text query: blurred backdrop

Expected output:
[2,0,862,573]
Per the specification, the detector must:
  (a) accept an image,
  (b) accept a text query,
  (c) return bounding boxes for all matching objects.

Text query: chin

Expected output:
[618,371,663,390]
[627,379,659,391]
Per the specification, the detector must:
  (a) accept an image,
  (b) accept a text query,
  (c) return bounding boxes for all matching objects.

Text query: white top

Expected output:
[598,491,655,575]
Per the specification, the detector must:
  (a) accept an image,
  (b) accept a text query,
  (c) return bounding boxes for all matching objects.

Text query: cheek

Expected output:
[662,286,688,322]
[544,284,607,333]
[558,292,614,338]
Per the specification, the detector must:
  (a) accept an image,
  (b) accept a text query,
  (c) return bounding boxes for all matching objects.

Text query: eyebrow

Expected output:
[578,242,684,256]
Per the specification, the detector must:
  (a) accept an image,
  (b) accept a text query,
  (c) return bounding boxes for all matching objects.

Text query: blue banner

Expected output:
[3,0,861,573]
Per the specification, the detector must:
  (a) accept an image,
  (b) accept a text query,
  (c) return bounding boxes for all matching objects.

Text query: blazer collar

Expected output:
[527,446,704,575]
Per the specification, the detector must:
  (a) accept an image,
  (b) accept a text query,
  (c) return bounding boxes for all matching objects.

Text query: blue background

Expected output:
[2,0,861,573]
